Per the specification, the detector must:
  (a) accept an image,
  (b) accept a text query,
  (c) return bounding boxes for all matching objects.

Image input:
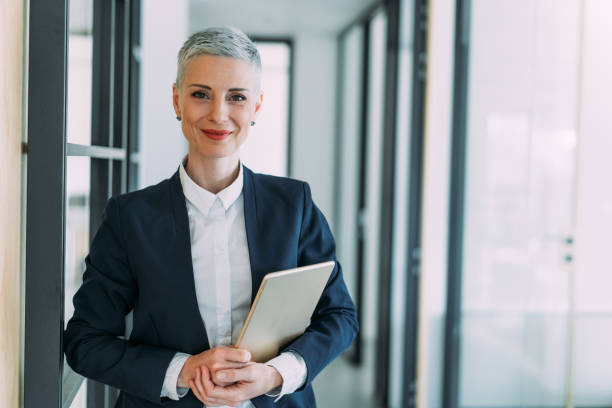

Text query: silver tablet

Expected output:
[235,261,335,362]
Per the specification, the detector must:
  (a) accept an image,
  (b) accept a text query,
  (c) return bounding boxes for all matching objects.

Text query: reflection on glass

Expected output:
[67,0,93,145]
[459,0,580,406]
[240,42,290,176]
[65,156,91,326]
[68,379,87,408]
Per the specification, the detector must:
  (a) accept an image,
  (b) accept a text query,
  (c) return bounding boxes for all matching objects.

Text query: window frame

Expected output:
[24,0,141,407]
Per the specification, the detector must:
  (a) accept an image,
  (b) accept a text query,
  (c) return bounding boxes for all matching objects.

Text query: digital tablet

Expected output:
[235,261,336,363]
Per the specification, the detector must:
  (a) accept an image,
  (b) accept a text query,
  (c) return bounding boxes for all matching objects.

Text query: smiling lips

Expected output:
[202,129,233,141]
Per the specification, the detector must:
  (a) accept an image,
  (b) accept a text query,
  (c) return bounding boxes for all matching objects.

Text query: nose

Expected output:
[208,98,229,123]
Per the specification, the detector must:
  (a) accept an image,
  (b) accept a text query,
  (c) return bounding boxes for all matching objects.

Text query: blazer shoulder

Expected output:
[248,170,308,203]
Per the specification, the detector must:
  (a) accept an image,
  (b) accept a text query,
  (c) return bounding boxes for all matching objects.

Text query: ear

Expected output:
[253,90,263,117]
[172,83,181,118]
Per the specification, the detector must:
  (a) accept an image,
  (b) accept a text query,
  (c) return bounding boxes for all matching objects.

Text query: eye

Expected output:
[228,94,247,102]
[191,90,210,99]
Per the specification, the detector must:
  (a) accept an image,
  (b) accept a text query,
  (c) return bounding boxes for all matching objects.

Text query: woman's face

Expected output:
[173,54,262,162]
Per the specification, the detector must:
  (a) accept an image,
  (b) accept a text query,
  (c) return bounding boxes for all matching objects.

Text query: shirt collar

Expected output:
[179,158,244,214]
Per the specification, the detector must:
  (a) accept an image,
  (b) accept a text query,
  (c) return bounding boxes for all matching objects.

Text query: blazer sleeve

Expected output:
[63,196,177,404]
[283,182,359,390]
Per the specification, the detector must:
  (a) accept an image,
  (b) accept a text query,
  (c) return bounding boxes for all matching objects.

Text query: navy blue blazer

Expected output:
[64,166,358,407]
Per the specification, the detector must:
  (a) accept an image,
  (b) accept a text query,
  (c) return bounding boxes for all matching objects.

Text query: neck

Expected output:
[184,151,240,194]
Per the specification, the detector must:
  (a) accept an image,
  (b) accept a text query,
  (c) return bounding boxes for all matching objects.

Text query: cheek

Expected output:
[235,107,254,127]
[181,99,206,121]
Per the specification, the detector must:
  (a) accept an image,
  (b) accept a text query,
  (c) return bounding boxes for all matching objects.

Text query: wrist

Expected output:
[267,365,283,392]
[177,356,194,388]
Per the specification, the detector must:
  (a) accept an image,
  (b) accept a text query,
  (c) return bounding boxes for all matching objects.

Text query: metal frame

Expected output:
[127,0,142,191]
[442,0,471,407]
[25,0,141,407]
[375,0,401,405]
[87,1,138,405]
[332,27,346,256]
[249,36,294,178]
[401,0,430,405]
[346,17,371,367]
[24,1,69,407]
[67,143,126,159]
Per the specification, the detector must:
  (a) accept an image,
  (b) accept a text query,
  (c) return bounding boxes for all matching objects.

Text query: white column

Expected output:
[290,33,337,227]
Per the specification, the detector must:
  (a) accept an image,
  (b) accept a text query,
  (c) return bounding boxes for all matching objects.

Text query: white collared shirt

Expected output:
[160,161,307,407]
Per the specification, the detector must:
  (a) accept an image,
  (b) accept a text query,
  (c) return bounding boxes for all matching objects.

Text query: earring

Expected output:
[250,121,255,126]
[176,116,181,121]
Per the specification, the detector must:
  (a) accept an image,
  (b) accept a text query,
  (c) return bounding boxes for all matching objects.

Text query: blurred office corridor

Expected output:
[3,0,612,407]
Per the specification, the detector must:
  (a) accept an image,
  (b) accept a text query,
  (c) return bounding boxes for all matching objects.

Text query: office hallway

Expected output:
[314,341,377,408]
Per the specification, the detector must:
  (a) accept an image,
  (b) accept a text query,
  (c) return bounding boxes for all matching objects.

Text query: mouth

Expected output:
[202,129,233,141]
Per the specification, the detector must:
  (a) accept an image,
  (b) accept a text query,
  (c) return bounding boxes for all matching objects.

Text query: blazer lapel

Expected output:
[242,167,267,306]
[168,170,210,351]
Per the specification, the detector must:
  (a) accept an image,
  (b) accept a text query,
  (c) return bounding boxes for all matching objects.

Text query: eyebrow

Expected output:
[188,84,250,92]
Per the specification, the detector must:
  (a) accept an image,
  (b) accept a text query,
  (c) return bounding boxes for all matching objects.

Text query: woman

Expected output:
[64,27,358,408]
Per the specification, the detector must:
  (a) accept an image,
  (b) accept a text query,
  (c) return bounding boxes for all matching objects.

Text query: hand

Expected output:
[178,346,251,388]
[189,363,283,407]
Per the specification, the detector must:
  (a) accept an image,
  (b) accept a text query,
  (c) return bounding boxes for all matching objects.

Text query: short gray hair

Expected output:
[176,27,261,88]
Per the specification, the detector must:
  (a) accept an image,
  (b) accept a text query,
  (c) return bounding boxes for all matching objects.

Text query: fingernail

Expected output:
[218,372,226,380]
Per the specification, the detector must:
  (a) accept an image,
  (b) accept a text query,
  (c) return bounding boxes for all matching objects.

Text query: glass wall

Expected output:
[389,0,414,405]
[458,0,582,406]
[67,0,93,146]
[241,41,291,176]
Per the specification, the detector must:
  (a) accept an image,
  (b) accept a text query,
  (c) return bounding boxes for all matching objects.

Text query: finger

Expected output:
[209,361,250,381]
[216,363,257,384]
[210,346,250,364]
[212,363,249,385]
[202,365,242,402]
[192,368,236,406]
[224,346,251,363]
[189,379,204,403]
[194,365,208,403]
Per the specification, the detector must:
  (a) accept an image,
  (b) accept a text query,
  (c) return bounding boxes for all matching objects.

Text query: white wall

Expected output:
[139,0,189,188]
[290,33,338,227]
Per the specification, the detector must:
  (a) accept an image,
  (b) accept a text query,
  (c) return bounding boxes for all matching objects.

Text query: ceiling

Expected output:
[189,0,381,36]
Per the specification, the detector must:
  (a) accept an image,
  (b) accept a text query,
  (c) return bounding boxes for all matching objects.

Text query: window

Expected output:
[240,40,293,177]
[25,1,141,407]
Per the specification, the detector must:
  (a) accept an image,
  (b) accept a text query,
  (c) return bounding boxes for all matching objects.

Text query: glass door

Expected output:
[457,1,581,406]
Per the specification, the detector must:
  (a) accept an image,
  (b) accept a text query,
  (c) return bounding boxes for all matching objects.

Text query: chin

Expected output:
[194,149,237,161]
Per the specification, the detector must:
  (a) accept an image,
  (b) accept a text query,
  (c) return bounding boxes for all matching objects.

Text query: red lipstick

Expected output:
[202,129,232,141]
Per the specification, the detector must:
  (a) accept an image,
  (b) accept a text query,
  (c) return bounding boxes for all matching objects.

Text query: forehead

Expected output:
[183,54,258,89]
